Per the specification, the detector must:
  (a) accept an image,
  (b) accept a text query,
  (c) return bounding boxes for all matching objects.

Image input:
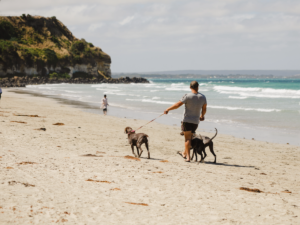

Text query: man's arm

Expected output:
[200,104,207,121]
[164,101,184,114]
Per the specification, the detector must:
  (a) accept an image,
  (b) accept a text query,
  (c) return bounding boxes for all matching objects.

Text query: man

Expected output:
[101,94,109,115]
[164,81,207,162]
[0,87,2,100]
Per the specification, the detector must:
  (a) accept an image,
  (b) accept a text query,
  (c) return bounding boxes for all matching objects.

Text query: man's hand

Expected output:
[164,110,169,114]
[200,104,207,121]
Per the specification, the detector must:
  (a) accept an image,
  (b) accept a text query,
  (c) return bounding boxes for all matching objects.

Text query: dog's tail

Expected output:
[210,128,218,142]
[139,134,149,143]
[144,135,149,142]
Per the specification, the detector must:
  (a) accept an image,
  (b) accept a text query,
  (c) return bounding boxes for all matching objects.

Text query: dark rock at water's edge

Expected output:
[0,76,149,88]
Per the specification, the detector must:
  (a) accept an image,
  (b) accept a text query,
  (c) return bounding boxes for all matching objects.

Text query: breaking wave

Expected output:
[214,86,300,99]
[209,105,281,112]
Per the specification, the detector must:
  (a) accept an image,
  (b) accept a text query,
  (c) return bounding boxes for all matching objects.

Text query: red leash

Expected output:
[132,114,165,132]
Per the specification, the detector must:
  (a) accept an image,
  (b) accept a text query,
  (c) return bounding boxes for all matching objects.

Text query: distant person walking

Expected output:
[101,94,109,115]
[0,87,2,100]
[163,81,207,162]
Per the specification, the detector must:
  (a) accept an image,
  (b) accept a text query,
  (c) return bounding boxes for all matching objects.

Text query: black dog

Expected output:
[180,128,218,163]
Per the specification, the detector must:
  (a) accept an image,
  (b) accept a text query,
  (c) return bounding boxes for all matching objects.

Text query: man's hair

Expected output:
[104,94,107,97]
[190,81,199,90]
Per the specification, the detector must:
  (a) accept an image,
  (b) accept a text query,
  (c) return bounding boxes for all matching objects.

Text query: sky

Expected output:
[1,0,300,72]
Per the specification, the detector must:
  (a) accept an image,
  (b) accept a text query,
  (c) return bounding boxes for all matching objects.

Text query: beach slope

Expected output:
[0,90,299,224]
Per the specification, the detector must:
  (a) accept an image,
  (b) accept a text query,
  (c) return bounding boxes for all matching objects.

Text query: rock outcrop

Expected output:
[0,15,111,78]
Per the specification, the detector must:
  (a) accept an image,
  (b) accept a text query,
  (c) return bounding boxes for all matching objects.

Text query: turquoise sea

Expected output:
[24,78,300,146]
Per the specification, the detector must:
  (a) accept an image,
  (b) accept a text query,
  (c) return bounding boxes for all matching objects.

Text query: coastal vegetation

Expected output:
[49,72,70,79]
[0,15,111,78]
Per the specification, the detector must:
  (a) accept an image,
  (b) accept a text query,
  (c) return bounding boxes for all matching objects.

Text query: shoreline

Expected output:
[7,87,300,147]
[1,89,300,224]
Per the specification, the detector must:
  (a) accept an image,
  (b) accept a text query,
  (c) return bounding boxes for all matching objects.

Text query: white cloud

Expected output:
[119,15,136,25]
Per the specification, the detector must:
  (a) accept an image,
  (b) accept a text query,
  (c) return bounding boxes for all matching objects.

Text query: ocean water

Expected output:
[23,78,300,146]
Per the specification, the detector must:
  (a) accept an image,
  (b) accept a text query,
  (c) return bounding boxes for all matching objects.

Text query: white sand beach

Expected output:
[0,89,300,225]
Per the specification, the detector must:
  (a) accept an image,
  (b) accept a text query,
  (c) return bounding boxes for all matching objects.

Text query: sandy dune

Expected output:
[0,90,300,224]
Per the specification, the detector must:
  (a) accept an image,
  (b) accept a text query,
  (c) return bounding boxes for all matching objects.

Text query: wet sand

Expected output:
[0,89,300,224]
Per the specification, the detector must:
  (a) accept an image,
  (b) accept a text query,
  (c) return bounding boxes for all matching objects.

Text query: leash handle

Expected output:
[133,114,164,132]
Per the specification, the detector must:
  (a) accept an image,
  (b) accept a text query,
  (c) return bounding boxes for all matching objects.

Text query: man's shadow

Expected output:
[203,161,254,168]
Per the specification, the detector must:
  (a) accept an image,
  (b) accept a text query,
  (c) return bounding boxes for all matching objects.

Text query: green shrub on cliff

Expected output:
[0,21,18,40]
[51,36,61,48]
[0,40,18,53]
[49,72,70,79]
[70,39,104,63]
[21,48,58,68]
[43,48,58,64]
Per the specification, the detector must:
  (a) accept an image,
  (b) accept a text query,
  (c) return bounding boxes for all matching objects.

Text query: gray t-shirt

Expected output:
[180,92,207,124]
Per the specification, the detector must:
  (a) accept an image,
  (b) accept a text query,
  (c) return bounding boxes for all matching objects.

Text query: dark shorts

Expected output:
[103,108,107,111]
[182,122,198,133]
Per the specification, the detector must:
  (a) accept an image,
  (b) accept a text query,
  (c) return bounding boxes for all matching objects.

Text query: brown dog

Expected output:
[124,127,150,159]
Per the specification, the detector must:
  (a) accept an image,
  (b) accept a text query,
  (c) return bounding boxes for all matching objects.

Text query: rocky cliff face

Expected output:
[0,15,111,78]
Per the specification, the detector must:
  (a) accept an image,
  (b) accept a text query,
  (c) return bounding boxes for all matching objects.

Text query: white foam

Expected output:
[171,82,185,86]
[214,86,261,92]
[103,91,126,96]
[209,105,281,112]
[142,99,173,105]
[37,87,54,90]
[65,90,83,93]
[206,119,236,124]
[91,84,119,88]
[228,96,248,99]
[165,87,190,91]
[61,94,80,98]
[214,85,300,99]
[152,85,167,89]
[126,99,173,105]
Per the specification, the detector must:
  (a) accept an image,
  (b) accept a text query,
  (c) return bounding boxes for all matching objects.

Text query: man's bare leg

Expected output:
[183,131,193,161]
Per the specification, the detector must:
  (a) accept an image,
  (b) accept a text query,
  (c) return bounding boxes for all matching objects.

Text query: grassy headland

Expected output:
[0,15,111,79]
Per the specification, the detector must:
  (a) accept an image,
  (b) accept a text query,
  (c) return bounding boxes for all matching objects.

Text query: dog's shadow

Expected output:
[203,161,254,168]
